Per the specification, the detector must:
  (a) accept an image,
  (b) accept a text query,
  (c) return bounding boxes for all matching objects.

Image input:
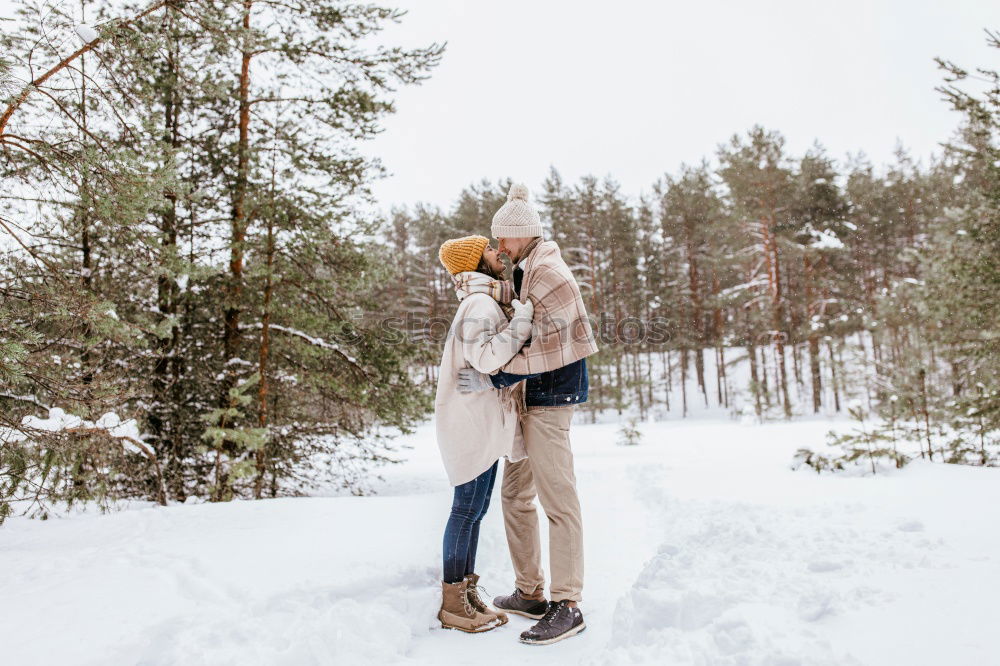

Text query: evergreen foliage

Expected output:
[1,0,441,519]
[797,31,1000,472]
[2,3,997,519]
[390,32,998,474]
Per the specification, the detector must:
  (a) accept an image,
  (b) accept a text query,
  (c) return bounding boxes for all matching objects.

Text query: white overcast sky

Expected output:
[3,0,999,212]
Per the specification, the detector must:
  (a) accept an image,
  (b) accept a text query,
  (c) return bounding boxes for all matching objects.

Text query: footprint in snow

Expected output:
[808,560,845,573]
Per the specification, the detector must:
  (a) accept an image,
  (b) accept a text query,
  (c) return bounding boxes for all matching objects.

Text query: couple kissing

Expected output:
[433,183,598,646]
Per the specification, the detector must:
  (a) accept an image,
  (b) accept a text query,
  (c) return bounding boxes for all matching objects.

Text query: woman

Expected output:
[434,234,533,633]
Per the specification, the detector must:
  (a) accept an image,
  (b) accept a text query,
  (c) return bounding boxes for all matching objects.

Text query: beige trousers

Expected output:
[501,405,583,603]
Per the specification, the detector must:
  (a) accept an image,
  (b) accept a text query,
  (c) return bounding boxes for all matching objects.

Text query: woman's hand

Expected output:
[512,298,533,320]
[510,298,534,341]
[457,368,493,393]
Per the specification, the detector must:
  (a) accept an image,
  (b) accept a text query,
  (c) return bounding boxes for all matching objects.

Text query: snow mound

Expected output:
[597,533,858,665]
[590,463,955,665]
[137,569,439,665]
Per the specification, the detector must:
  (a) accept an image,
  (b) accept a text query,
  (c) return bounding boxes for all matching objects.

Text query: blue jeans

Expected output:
[442,461,499,584]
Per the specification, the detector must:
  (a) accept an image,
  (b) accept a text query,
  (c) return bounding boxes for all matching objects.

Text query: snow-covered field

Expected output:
[3,416,998,665]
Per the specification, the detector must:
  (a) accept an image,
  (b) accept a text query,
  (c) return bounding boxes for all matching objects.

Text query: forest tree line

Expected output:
[0,0,441,519]
[390,141,947,422]
[389,34,999,467]
[0,0,996,521]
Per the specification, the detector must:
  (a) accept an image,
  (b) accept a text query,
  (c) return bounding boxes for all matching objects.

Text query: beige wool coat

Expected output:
[435,272,528,487]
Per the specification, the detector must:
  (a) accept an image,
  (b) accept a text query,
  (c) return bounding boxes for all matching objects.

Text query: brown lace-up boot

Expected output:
[438,579,502,633]
[464,574,508,626]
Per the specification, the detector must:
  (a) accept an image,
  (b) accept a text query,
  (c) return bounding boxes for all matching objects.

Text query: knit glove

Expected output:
[509,298,534,342]
[489,279,515,305]
[457,368,493,394]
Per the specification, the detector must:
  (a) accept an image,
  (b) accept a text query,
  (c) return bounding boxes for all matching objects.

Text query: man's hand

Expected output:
[510,298,534,341]
[457,367,493,394]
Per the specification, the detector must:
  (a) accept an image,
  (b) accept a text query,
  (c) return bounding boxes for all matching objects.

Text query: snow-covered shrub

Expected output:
[1,408,166,522]
[794,405,909,475]
[617,417,642,446]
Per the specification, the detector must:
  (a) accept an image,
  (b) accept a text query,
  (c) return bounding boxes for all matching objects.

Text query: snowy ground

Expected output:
[3,415,999,665]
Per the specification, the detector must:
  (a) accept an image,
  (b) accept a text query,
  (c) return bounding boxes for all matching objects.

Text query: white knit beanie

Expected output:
[491,183,543,239]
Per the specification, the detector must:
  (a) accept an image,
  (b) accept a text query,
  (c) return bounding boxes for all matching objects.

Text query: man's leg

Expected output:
[520,406,583,603]
[500,456,545,598]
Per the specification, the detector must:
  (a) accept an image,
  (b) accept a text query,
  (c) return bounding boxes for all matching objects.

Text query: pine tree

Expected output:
[719,127,796,418]
[1,0,443,514]
[927,31,1000,460]
[789,146,849,413]
[657,164,721,414]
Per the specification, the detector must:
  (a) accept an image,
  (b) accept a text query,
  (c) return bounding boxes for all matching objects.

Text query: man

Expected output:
[457,182,598,646]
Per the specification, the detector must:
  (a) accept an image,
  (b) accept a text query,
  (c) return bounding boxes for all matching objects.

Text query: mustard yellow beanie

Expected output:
[438,235,490,275]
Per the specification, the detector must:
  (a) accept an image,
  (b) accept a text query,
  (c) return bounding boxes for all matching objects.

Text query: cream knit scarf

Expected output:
[452,271,514,314]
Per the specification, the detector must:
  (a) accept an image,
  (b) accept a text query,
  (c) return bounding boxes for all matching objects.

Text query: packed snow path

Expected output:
[3,418,998,665]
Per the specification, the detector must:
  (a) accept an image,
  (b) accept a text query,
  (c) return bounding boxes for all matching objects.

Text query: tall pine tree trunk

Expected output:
[695,348,708,406]
[762,216,792,418]
[632,351,645,419]
[254,220,274,499]
[223,0,254,366]
[792,343,803,391]
[152,27,182,498]
[712,273,724,407]
[803,254,822,413]
[686,242,707,403]
[716,346,728,408]
[77,26,95,387]
[827,338,841,412]
[809,336,822,413]
[216,0,254,502]
[661,350,671,411]
[646,348,655,414]
[615,353,623,416]
[680,347,688,418]
[759,345,770,408]
[918,367,934,461]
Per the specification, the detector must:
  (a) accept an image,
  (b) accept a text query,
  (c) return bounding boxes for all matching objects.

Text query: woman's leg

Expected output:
[442,464,495,583]
[464,460,499,577]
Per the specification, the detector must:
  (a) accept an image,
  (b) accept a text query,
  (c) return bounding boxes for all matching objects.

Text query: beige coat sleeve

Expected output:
[458,295,531,375]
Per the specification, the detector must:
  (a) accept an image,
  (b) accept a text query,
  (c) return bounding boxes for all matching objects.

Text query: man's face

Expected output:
[497,237,511,260]
[497,237,527,263]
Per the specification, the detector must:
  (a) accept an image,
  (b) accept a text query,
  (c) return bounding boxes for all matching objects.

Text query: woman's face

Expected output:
[481,245,505,275]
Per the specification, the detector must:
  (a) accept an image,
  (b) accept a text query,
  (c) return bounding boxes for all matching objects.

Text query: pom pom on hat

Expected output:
[507,183,530,202]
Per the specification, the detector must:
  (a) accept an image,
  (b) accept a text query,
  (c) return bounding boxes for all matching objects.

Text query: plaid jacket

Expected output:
[502,241,599,375]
